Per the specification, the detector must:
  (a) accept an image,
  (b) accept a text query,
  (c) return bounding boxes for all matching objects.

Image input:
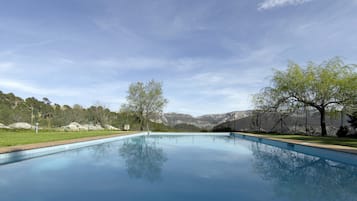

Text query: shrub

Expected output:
[336,126,349,137]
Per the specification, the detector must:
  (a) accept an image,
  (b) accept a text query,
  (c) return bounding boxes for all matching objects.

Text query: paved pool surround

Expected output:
[231,133,357,166]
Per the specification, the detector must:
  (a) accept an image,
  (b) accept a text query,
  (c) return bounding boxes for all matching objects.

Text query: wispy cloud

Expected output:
[189,71,265,87]
[90,57,208,72]
[0,50,15,57]
[165,85,254,115]
[164,69,269,115]
[258,0,312,10]
[0,79,79,96]
[0,62,15,71]
[0,78,130,110]
[0,0,355,115]
[93,58,167,70]
[57,58,75,65]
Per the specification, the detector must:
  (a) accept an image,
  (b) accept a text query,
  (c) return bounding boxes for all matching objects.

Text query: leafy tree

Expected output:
[42,97,52,105]
[255,58,357,136]
[122,80,168,131]
[86,104,110,126]
[40,97,54,128]
[70,104,85,123]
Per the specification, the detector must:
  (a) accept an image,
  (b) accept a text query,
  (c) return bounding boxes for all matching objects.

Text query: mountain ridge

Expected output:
[159,110,252,129]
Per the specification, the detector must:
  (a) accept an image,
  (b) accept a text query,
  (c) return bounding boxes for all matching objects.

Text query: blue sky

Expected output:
[0,0,356,116]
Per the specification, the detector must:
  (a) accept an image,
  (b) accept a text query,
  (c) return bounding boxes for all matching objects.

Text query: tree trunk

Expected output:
[140,119,144,131]
[138,116,144,131]
[146,119,150,133]
[47,118,51,128]
[319,107,327,136]
[139,111,144,131]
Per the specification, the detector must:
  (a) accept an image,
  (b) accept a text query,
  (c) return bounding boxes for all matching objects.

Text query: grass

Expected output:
[0,129,135,147]
[254,133,357,148]
[2,128,357,149]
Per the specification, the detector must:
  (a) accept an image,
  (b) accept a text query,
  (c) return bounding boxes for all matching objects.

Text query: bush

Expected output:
[212,126,233,132]
[336,126,349,137]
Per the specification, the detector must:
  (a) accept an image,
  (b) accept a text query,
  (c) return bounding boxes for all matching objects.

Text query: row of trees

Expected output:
[0,80,169,131]
[0,91,124,128]
[255,57,357,136]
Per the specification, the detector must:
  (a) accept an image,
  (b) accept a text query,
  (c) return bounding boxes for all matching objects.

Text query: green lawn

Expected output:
[2,129,357,149]
[0,129,134,147]
[258,133,357,148]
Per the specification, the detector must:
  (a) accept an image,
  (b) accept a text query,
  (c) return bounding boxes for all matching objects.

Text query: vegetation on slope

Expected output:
[0,91,122,128]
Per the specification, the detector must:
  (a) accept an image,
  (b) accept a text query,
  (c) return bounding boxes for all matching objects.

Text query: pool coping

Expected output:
[232,132,357,155]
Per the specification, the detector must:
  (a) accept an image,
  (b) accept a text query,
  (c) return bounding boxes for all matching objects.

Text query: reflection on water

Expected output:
[251,143,357,201]
[1,135,357,201]
[119,136,167,182]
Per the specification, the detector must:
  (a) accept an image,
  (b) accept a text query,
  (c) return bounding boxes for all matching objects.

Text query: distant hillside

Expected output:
[172,123,202,132]
[213,111,347,136]
[159,111,252,129]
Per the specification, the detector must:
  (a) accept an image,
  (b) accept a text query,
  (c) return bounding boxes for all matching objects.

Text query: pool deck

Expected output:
[0,132,138,154]
[233,132,357,155]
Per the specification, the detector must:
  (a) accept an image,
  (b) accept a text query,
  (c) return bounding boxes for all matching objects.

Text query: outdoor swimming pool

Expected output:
[1,133,357,201]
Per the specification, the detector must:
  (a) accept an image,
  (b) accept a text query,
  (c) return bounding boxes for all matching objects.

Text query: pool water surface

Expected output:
[0,134,357,201]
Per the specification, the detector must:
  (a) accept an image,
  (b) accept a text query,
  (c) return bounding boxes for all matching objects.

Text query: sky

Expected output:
[0,0,356,116]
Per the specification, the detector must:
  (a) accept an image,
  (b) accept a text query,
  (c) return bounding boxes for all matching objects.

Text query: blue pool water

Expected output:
[1,134,357,201]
